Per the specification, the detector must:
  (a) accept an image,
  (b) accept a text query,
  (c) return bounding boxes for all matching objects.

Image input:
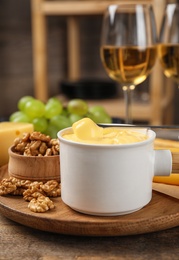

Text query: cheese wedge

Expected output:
[153,176,179,185]
[0,122,34,166]
[153,174,179,186]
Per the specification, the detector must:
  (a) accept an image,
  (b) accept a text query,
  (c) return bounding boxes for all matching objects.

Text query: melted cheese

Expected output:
[63,118,147,144]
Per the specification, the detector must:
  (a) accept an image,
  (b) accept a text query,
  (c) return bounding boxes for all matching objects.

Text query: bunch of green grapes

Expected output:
[9,96,112,138]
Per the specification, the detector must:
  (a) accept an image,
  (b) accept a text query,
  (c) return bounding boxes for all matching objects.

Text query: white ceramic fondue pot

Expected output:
[58,127,172,216]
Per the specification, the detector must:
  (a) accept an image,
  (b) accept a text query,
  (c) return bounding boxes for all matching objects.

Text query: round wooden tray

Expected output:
[0,164,179,236]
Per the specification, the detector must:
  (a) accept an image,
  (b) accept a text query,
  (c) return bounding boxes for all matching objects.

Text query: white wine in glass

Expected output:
[158,3,179,86]
[100,4,157,123]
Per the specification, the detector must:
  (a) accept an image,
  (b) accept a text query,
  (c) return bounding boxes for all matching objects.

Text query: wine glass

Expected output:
[100,4,157,123]
[158,3,179,87]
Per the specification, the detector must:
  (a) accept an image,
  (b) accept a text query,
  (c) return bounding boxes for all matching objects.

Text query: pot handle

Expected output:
[154,150,172,176]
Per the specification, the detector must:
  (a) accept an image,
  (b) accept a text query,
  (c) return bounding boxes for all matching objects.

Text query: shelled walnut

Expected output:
[13,131,59,157]
[28,196,55,213]
[0,177,61,213]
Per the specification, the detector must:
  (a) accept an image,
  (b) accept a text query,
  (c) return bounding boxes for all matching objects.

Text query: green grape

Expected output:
[32,117,48,132]
[67,99,88,116]
[9,111,30,123]
[61,107,69,117]
[18,96,34,112]
[88,110,112,124]
[45,97,63,119]
[50,114,71,130]
[44,124,59,138]
[88,105,106,114]
[69,113,83,124]
[24,99,45,119]
[48,97,61,104]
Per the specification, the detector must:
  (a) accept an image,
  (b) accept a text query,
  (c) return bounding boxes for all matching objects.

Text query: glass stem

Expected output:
[122,85,134,124]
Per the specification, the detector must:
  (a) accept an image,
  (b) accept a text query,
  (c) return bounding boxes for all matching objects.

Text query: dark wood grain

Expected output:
[0,164,179,236]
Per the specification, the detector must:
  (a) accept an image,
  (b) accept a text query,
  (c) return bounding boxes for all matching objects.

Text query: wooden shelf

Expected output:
[41,1,151,15]
[59,94,151,121]
[58,92,174,123]
[31,0,174,124]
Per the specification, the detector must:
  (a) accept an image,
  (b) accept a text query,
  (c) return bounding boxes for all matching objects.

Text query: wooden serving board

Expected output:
[0,164,179,236]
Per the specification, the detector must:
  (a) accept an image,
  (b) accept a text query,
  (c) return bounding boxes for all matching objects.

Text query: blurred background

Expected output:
[0,0,179,124]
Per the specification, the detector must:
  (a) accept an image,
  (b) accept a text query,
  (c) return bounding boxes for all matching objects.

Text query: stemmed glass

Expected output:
[158,3,179,87]
[100,4,157,123]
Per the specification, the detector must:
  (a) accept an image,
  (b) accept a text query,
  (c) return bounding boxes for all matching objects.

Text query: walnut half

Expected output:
[28,195,55,213]
[13,131,60,157]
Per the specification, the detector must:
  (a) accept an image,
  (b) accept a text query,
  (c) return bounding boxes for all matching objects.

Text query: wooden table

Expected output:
[0,212,179,259]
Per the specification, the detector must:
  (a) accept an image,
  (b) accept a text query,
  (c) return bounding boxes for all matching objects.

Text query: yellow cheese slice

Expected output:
[153,174,179,186]
[0,122,34,166]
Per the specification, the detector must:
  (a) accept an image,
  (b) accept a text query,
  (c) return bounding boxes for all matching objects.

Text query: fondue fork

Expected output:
[99,123,179,174]
[98,124,179,129]
[99,124,179,141]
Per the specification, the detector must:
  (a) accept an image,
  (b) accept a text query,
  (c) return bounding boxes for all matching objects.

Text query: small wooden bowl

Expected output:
[8,146,60,182]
